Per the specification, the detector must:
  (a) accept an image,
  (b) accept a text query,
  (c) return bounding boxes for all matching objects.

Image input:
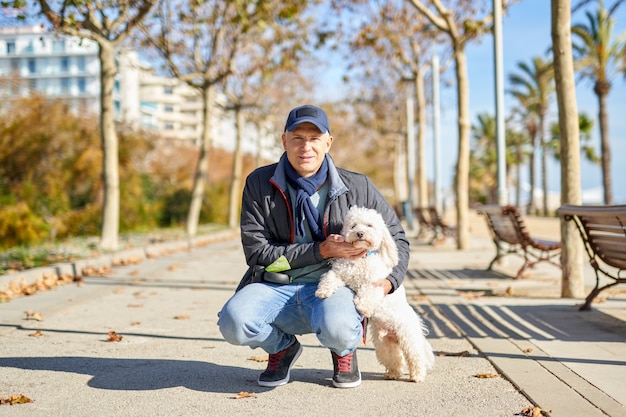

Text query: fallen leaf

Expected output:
[106,331,123,342]
[474,372,499,378]
[457,290,486,299]
[437,350,470,357]
[411,295,428,301]
[231,391,258,399]
[127,303,143,308]
[28,330,43,337]
[130,321,141,326]
[523,347,533,353]
[520,405,552,416]
[24,311,43,321]
[0,394,33,405]
[167,264,180,271]
[248,355,269,363]
[174,315,190,320]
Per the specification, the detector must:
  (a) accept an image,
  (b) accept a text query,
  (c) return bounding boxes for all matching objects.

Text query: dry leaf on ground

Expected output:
[0,394,33,405]
[106,331,123,342]
[24,310,43,321]
[174,315,190,320]
[248,355,269,363]
[457,290,486,299]
[474,372,499,378]
[231,392,258,399]
[519,405,552,416]
[28,330,43,337]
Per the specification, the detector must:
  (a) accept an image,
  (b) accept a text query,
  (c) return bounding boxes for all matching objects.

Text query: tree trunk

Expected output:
[99,43,120,250]
[551,0,585,298]
[539,112,549,215]
[187,85,214,237]
[515,147,522,207]
[228,107,244,229]
[596,88,613,204]
[415,68,429,208]
[528,132,536,214]
[454,43,470,250]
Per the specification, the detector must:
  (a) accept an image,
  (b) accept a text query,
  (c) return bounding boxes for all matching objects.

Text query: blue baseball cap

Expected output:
[284,104,330,133]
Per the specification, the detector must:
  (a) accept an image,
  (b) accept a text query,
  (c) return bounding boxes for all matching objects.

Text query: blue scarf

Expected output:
[283,154,328,241]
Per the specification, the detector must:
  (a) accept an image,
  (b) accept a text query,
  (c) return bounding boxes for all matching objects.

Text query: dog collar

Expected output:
[366,250,376,257]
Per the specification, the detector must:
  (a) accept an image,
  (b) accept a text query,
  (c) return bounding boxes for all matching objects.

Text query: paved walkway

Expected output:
[1,223,625,417]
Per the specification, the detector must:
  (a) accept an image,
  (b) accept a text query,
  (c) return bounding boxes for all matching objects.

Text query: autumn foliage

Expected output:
[0,95,240,250]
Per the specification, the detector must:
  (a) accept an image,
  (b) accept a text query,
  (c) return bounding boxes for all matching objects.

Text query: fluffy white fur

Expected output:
[316,206,435,382]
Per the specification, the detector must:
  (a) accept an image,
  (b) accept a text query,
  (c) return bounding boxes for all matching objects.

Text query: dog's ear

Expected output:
[379,223,399,268]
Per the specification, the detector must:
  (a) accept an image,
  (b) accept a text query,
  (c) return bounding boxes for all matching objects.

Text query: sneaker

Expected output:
[331,350,361,388]
[257,339,302,387]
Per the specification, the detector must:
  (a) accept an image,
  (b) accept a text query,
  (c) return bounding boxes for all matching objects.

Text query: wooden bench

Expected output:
[476,205,561,279]
[413,206,435,239]
[558,204,626,311]
[413,206,456,245]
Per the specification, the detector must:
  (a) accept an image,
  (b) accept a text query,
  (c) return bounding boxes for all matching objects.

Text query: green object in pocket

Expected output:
[265,255,291,273]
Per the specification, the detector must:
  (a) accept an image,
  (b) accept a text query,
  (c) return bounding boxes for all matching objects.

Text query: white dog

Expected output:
[316,206,435,382]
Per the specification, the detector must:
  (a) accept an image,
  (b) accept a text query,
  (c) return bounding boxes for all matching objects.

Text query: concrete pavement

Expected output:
[1,225,625,417]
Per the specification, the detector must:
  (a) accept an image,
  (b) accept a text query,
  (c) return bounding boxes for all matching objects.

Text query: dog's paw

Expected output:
[315,287,332,299]
[383,370,403,380]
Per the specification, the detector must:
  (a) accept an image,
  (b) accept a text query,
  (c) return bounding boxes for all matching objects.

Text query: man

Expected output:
[218,104,409,388]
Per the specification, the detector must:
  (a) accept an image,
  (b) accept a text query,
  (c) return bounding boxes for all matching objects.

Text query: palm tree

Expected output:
[470,113,527,206]
[571,1,626,204]
[508,57,554,215]
[470,113,497,204]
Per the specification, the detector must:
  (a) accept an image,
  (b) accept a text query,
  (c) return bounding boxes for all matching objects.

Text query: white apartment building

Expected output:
[0,24,100,115]
[0,24,275,152]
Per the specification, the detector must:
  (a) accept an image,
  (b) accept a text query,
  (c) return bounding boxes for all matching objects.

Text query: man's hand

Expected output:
[373,278,393,295]
[319,234,367,259]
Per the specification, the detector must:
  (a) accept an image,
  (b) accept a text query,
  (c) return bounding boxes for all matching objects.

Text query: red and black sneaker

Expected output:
[257,339,303,387]
[331,350,361,388]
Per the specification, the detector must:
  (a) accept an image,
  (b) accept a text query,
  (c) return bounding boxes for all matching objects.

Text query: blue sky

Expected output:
[437,0,626,203]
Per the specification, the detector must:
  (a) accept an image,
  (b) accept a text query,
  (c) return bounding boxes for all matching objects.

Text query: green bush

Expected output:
[0,203,48,250]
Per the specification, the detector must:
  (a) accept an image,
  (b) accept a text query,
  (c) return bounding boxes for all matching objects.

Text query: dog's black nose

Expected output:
[357,231,364,239]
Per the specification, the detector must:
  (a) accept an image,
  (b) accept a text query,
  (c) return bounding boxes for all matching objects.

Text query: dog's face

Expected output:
[342,206,388,250]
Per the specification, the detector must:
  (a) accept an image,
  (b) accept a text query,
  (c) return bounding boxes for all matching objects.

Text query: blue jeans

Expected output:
[218,282,363,357]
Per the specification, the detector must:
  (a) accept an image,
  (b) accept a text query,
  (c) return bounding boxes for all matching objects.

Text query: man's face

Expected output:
[282,122,333,178]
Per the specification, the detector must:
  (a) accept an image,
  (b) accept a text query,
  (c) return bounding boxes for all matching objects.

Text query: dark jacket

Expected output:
[236,154,409,292]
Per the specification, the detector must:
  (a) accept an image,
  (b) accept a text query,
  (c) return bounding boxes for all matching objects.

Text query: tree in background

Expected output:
[406,0,504,250]
[551,0,584,298]
[571,0,626,204]
[508,56,554,215]
[469,113,525,205]
[548,112,599,164]
[220,6,312,229]
[3,0,157,250]
[138,0,308,237]
[0,96,159,249]
[350,1,437,209]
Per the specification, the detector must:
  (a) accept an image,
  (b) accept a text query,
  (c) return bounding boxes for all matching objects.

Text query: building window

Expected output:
[77,56,86,72]
[6,41,16,54]
[61,78,70,93]
[52,39,65,53]
[24,40,34,53]
[164,105,174,112]
[164,86,173,94]
[28,59,36,74]
[78,77,86,93]
[164,123,174,130]
[61,57,70,73]
[10,58,19,73]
